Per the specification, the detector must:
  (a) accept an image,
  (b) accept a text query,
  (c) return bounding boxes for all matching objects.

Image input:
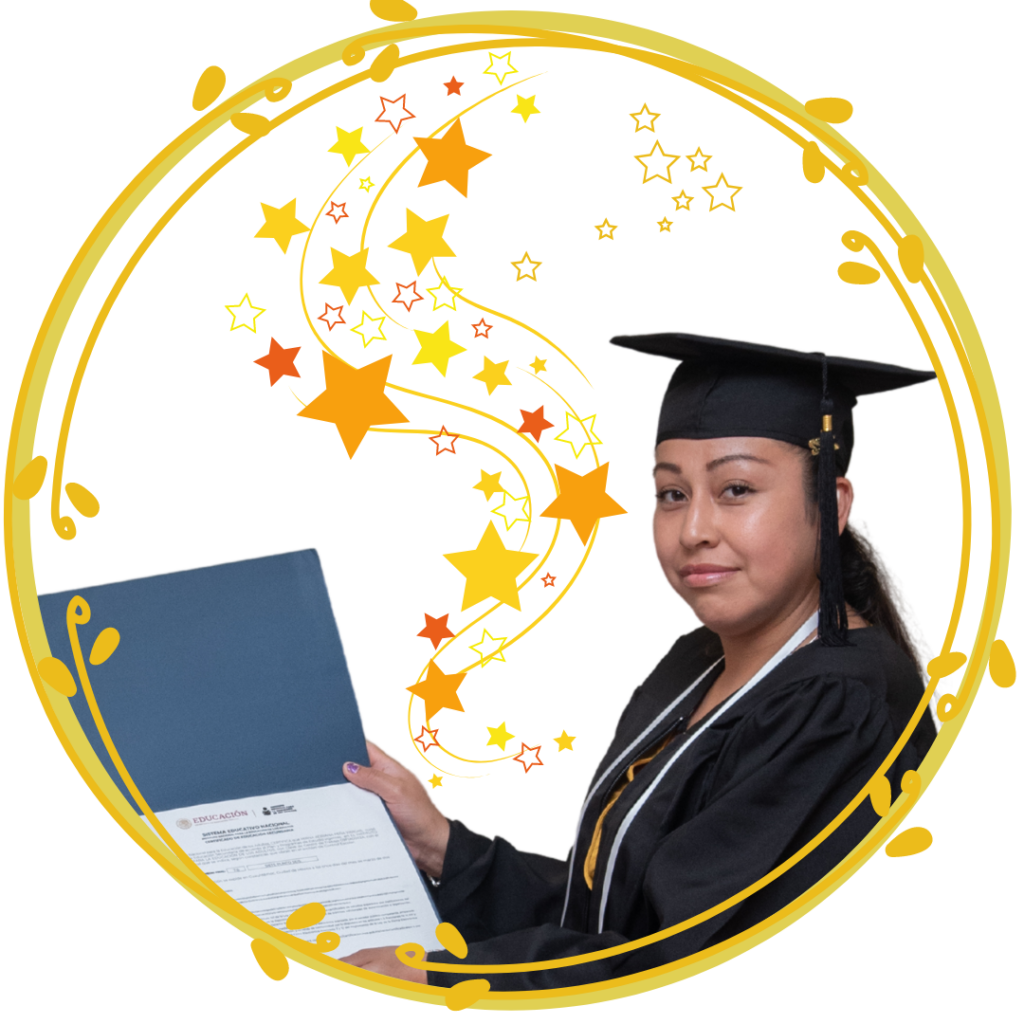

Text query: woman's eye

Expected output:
[656,488,686,504]
[723,484,752,498]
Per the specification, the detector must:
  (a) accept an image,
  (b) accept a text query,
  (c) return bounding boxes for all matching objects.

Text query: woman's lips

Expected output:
[678,564,739,588]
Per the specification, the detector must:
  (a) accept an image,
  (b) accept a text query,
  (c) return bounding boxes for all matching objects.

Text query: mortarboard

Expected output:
[610,332,937,646]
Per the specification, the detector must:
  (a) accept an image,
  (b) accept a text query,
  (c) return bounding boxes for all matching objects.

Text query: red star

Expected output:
[444,72,499,96]
[376,93,411,132]
[518,406,554,443]
[325,201,348,224]
[429,425,459,455]
[393,280,423,312]
[512,742,544,773]
[418,612,455,649]
[473,315,536,348]
[541,573,556,587]
[254,338,300,386]
[315,301,348,333]
[414,725,441,753]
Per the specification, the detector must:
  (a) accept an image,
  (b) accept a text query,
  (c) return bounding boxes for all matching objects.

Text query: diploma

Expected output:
[155,783,440,954]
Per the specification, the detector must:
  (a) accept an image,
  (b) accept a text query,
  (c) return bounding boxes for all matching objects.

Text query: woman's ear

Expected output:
[836,477,854,535]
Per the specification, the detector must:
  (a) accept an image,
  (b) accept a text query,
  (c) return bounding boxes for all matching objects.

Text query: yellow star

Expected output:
[483,51,517,85]
[634,141,680,184]
[553,730,576,752]
[407,660,466,720]
[486,721,515,751]
[539,462,627,544]
[359,176,375,192]
[657,217,673,232]
[428,774,443,788]
[317,311,417,376]
[389,209,456,275]
[409,317,485,389]
[512,93,536,125]
[224,293,265,332]
[529,356,547,374]
[554,413,602,459]
[490,492,530,530]
[629,103,660,132]
[443,521,537,611]
[320,247,379,304]
[672,189,694,210]
[469,629,507,666]
[686,146,713,171]
[352,307,415,348]
[703,173,743,211]
[511,251,542,281]
[328,126,370,165]
[432,272,456,299]
[254,199,309,253]
[473,470,504,501]
[595,218,617,240]
[473,355,511,395]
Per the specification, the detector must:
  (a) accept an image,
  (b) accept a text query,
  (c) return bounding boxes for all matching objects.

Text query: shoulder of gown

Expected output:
[755,625,937,759]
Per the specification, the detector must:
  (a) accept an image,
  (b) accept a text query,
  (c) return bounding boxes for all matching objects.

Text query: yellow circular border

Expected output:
[12,22,995,999]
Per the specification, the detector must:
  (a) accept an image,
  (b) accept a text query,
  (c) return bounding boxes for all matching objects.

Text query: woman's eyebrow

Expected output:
[705,453,771,471]
[653,454,772,476]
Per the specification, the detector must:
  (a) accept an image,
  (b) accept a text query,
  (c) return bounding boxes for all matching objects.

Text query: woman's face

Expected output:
[652,436,823,639]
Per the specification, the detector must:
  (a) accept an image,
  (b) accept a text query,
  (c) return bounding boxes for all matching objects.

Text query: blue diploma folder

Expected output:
[38,549,368,814]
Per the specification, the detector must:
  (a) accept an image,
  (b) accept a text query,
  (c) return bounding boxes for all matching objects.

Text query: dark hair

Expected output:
[801,449,921,672]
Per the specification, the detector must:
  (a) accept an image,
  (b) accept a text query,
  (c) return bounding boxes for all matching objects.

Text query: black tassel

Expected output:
[817,355,849,645]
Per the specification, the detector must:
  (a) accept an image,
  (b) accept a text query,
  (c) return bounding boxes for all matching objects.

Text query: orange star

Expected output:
[418,613,455,649]
[407,660,467,720]
[254,338,300,386]
[415,122,475,201]
[414,725,441,753]
[541,573,556,587]
[539,463,627,543]
[429,425,459,454]
[512,742,543,773]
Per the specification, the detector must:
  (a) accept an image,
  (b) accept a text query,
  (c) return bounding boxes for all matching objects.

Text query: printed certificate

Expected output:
[156,782,441,956]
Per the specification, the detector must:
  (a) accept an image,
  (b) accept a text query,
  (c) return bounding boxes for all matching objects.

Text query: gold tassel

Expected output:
[808,437,840,456]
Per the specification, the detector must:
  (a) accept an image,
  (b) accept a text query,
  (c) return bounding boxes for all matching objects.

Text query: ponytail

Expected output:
[802,449,921,673]
[838,526,921,672]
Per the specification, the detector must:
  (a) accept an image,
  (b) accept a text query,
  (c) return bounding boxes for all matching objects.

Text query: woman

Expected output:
[338,333,938,990]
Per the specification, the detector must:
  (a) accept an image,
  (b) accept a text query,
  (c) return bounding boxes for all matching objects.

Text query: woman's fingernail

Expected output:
[345,762,360,774]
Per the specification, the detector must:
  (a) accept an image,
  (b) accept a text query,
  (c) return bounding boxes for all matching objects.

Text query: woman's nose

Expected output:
[679,490,717,549]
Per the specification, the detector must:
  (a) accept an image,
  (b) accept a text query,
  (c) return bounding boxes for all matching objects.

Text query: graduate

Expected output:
[338,333,939,990]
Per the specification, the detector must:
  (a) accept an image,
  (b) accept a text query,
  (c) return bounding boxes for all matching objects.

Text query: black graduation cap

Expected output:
[610,332,937,646]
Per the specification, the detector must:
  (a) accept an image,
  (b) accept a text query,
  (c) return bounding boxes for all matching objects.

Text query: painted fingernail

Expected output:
[345,762,360,774]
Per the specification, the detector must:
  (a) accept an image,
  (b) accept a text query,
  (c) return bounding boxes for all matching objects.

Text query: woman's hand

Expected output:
[338,945,427,984]
[344,741,450,877]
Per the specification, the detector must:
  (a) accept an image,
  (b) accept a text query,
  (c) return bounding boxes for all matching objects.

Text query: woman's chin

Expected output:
[677,592,746,634]
[679,602,729,634]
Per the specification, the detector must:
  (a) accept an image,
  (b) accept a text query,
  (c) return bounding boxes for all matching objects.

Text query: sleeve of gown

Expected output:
[425,818,570,943]
[425,671,904,991]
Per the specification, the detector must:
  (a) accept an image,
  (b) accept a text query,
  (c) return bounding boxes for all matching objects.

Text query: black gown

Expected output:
[423,625,936,990]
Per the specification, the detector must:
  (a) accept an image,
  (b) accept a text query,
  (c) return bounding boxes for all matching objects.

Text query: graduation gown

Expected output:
[423,625,936,990]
